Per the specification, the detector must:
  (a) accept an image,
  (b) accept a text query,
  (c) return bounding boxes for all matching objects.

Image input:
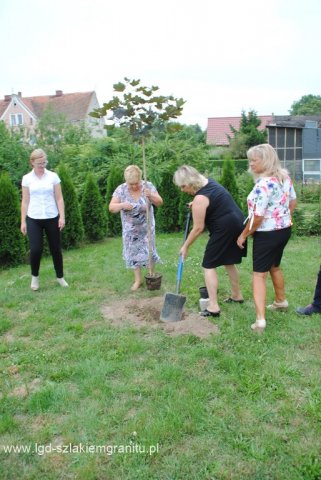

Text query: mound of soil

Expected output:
[101,296,219,338]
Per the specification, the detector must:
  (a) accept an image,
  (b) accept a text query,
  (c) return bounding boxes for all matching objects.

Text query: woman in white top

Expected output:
[237,144,297,331]
[21,149,68,291]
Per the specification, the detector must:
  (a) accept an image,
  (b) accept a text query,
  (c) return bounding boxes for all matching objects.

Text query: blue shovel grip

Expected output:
[176,255,184,294]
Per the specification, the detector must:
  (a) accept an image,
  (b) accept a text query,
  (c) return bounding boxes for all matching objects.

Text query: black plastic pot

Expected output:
[199,286,208,299]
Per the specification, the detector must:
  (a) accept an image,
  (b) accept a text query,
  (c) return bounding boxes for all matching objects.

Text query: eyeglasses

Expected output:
[34,161,47,166]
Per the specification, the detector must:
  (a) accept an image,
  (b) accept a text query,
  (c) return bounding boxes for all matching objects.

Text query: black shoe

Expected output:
[223,297,244,304]
[296,304,321,316]
[200,309,220,317]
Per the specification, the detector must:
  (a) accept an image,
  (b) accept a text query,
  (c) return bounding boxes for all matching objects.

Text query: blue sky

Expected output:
[1,0,321,129]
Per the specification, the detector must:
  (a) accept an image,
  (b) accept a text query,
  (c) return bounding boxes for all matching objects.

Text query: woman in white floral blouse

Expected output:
[237,144,297,331]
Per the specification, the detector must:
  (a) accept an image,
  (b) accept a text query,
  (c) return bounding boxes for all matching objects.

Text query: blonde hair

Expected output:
[124,165,142,184]
[247,144,288,182]
[30,148,47,166]
[173,165,207,191]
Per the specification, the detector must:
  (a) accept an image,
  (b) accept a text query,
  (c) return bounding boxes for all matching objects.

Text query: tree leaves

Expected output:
[290,94,321,115]
[113,82,126,92]
[89,77,186,139]
[229,110,267,158]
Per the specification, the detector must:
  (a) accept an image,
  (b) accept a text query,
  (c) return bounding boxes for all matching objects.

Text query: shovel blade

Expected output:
[160,292,186,322]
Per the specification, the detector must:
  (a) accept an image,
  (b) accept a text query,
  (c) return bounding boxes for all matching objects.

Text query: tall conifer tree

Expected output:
[58,163,84,248]
[156,170,181,232]
[0,173,26,266]
[105,164,123,236]
[220,156,241,208]
[81,173,107,241]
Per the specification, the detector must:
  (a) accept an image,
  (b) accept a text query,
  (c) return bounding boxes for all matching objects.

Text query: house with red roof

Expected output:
[207,115,274,146]
[0,90,106,138]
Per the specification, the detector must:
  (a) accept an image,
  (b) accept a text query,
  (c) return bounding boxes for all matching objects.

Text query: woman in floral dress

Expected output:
[109,165,163,291]
[237,144,297,331]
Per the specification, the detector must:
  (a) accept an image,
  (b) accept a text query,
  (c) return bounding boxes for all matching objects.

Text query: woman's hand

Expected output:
[21,221,27,236]
[180,245,189,260]
[122,202,134,211]
[58,218,65,231]
[144,188,155,204]
[144,188,152,200]
[237,234,246,249]
[143,186,163,207]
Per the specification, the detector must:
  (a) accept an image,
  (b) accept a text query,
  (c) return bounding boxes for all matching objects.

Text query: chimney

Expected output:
[55,90,63,97]
[4,94,11,101]
[18,92,22,98]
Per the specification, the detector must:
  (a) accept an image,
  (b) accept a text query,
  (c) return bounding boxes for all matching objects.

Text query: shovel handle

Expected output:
[184,210,191,242]
[175,211,191,294]
[175,255,184,294]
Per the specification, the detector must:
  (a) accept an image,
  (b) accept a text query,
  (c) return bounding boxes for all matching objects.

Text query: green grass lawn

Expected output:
[0,234,320,480]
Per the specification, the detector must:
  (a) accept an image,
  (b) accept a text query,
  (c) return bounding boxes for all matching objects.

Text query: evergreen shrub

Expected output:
[0,173,26,267]
[156,170,181,232]
[58,163,84,249]
[219,155,241,207]
[106,164,123,237]
[81,173,107,241]
[236,171,254,215]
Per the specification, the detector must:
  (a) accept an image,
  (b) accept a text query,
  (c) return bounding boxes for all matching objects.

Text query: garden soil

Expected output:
[102,295,219,338]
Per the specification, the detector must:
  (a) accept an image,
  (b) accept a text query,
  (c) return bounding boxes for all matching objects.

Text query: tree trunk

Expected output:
[142,137,153,275]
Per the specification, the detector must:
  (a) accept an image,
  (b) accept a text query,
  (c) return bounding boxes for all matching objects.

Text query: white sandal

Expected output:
[251,319,266,331]
[267,300,288,311]
[31,276,39,291]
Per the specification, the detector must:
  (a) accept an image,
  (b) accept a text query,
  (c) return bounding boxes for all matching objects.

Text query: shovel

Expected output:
[160,210,191,322]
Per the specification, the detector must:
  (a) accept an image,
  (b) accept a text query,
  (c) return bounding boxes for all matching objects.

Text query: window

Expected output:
[303,158,321,183]
[285,148,295,161]
[276,129,285,148]
[286,129,295,145]
[268,127,276,146]
[305,159,320,171]
[278,148,285,161]
[10,113,23,126]
[29,134,37,146]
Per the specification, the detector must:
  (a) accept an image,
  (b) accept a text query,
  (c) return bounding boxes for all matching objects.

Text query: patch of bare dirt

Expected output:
[9,377,42,398]
[8,365,19,375]
[102,296,219,339]
[4,333,15,343]
[9,385,28,398]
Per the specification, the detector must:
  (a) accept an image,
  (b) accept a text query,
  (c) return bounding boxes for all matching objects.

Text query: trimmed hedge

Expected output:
[219,156,241,208]
[58,163,84,249]
[81,173,107,241]
[0,173,26,267]
[156,170,181,232]
[105,164,123,237]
